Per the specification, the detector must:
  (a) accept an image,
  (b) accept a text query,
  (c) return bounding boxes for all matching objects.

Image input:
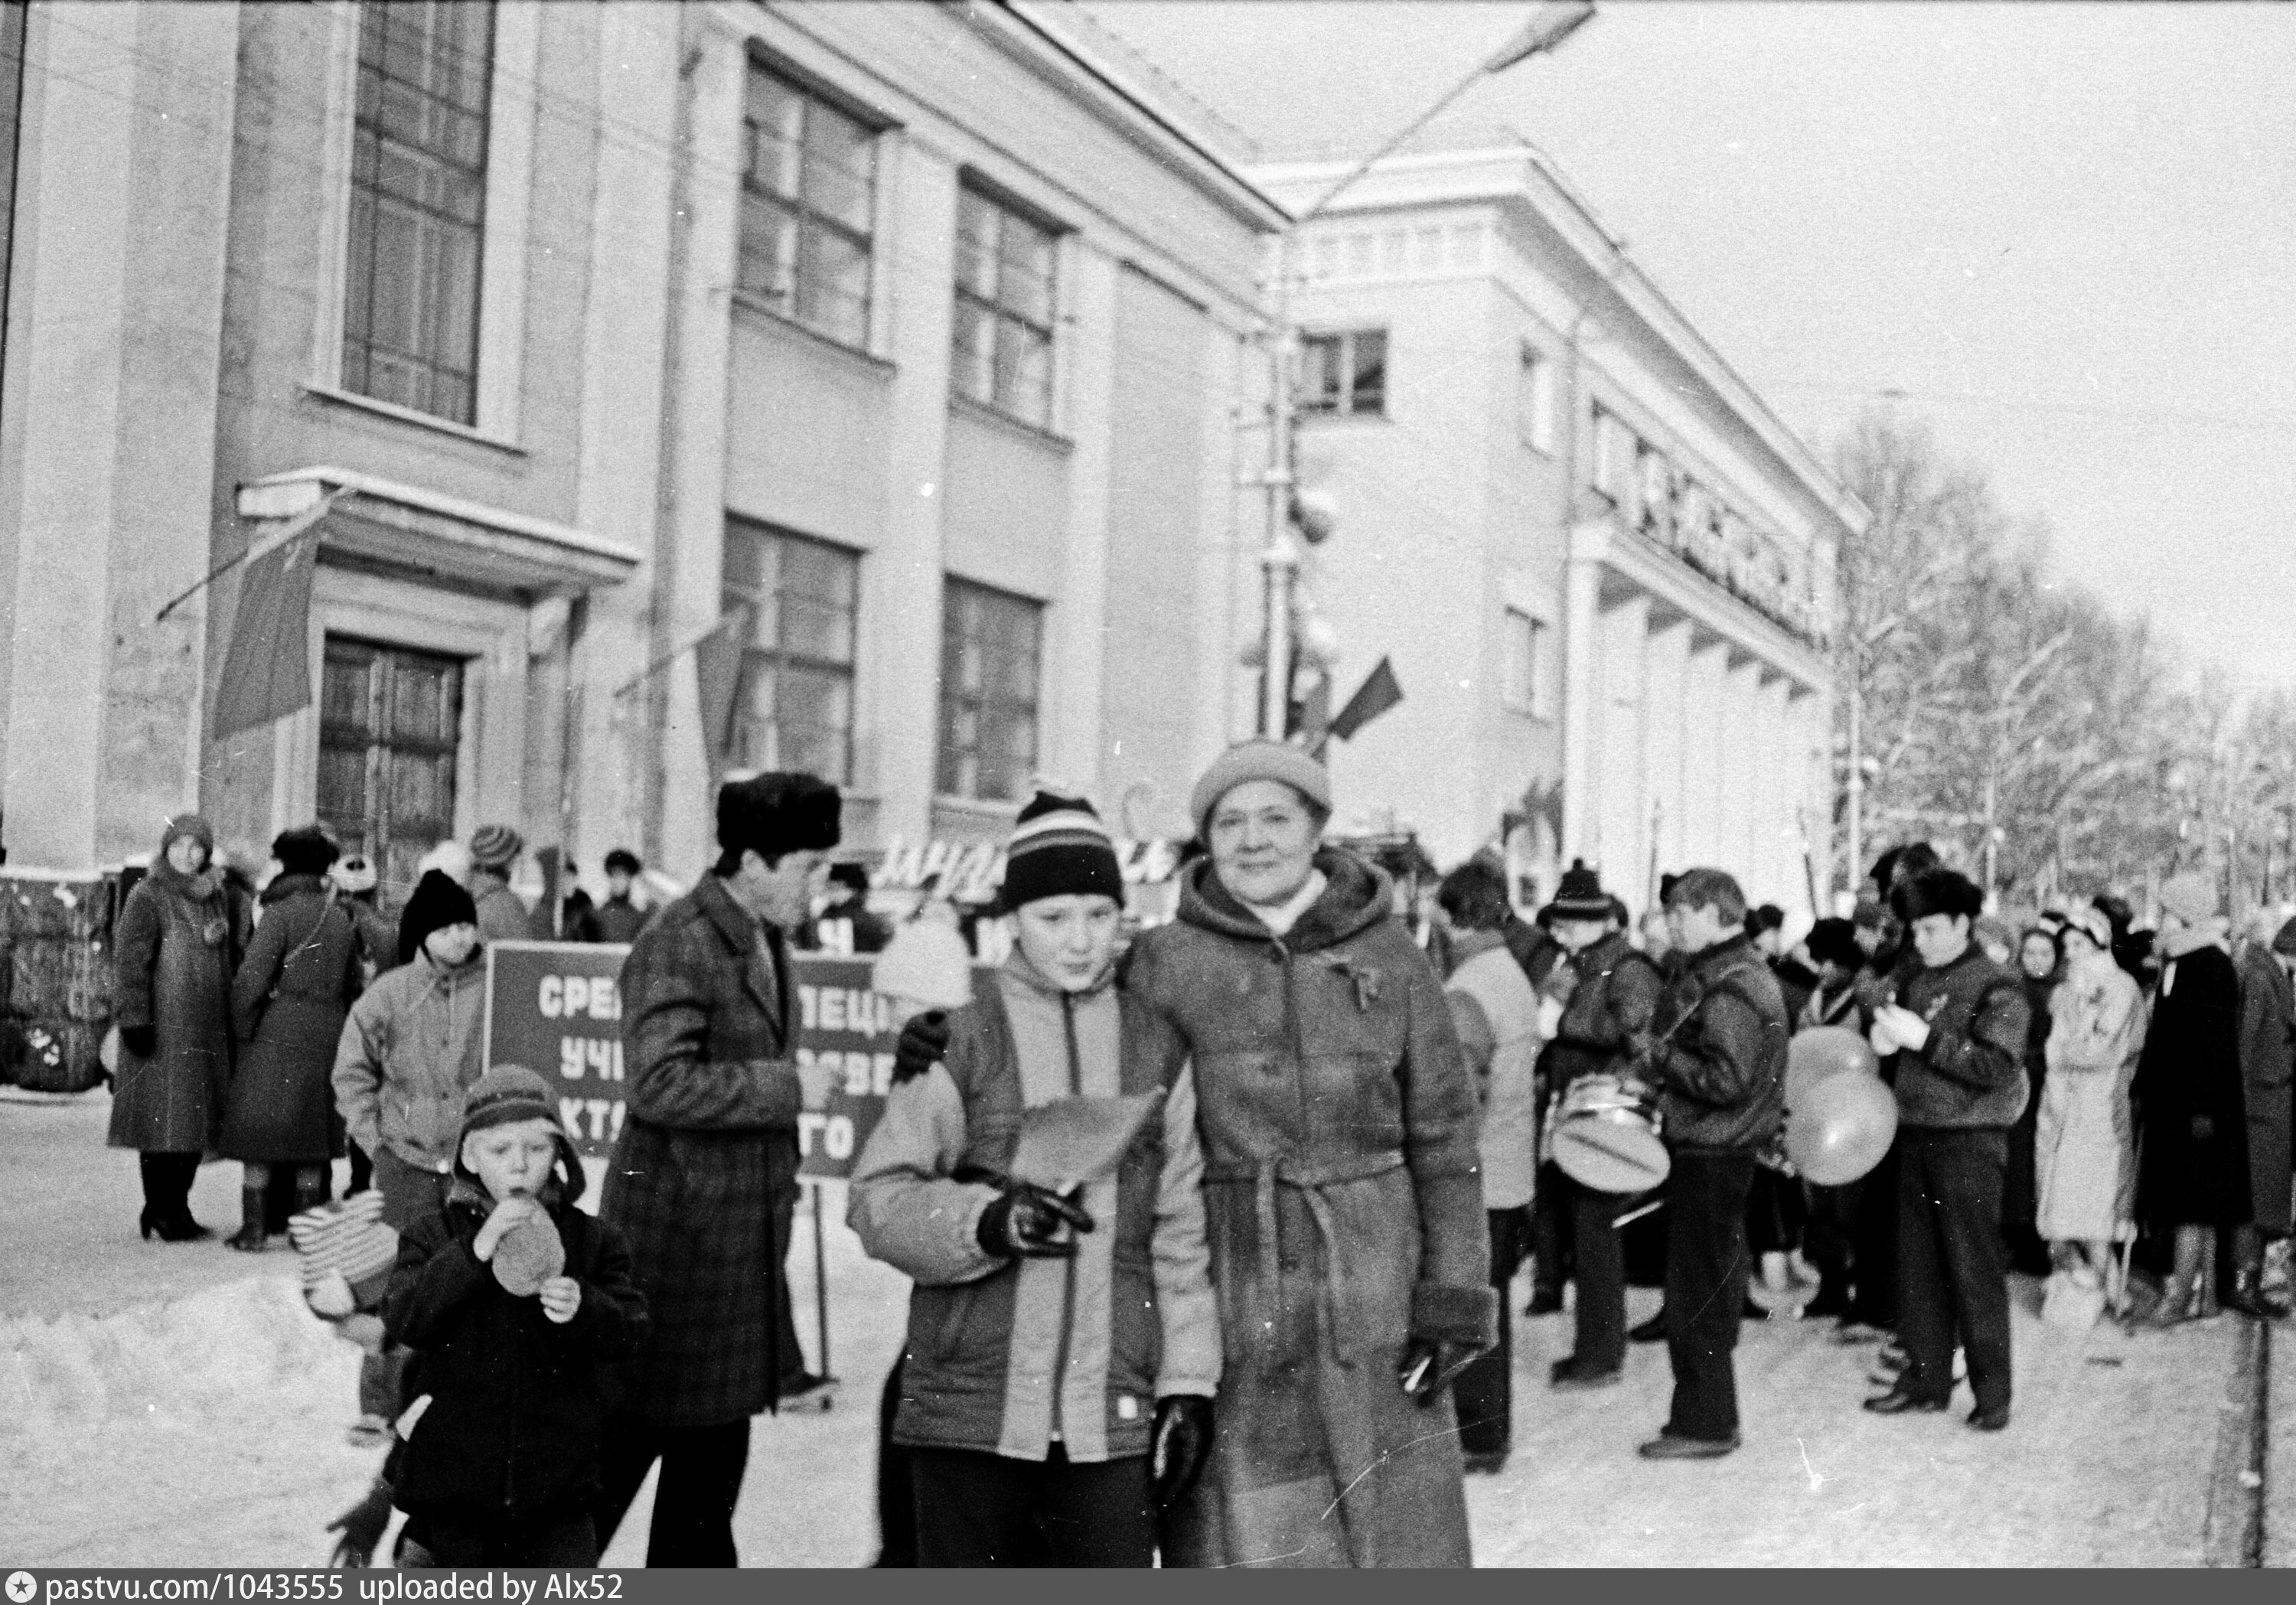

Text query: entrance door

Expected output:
[318,638,464,903]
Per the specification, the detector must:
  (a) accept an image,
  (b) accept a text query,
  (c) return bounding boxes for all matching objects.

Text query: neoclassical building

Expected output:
[1251,136,1866,921]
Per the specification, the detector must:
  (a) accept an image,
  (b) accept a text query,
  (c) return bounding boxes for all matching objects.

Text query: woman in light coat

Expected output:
[2037,907,2144,1284]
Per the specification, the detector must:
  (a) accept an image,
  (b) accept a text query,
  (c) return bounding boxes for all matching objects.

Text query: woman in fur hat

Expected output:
[2132,874,2249,1326]
[109,814,247,1241]
[219,826,367,1250]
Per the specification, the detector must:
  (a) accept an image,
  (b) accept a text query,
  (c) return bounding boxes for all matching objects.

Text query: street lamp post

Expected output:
[1254,2,1595,739]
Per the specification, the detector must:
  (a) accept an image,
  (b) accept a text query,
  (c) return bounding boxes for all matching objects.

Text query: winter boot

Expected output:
[292,1167,330,1222]
[226,1185,269,1252]
[2226,1233,2291,1320]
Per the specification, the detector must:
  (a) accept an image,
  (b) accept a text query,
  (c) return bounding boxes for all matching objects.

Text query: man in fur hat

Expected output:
[595,772,843,1565]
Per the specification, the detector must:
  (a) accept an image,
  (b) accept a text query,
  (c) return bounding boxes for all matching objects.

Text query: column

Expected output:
[1558,523,1606,866]
[1679,633,1728,868]
[1715,653,1763,887]
[1597,596,1649,906]
[3,5,240,869]
[1641,615,1691,891]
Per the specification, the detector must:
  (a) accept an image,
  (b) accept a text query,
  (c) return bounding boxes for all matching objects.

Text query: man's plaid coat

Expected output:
[601,874,807,1428]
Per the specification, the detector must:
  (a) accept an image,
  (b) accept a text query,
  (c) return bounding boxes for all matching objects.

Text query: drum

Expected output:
[1551,1074,1670,1194]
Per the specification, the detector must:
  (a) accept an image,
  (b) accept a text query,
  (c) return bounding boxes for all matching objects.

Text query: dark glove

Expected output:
[1397,1336,1479,1406]
[2192,1114,2215,1143]
[1151,1394,1215,1506]
[893,1010,952,1085]
[325,1478,395,1568]
[977,1182,1094,1258]
[119,1024,156,1060]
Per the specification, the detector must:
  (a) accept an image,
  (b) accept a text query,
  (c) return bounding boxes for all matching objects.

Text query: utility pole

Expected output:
[1253,2,1594,738]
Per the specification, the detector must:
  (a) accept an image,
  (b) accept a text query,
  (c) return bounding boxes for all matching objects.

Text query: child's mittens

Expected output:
[491,1212,566,1297]
[308,1270,357,1319]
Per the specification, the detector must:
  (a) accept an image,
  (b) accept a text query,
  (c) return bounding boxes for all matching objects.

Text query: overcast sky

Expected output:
[1082,1,2296,693]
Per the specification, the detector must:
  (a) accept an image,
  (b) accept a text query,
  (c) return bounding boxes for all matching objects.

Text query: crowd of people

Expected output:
[96,745,2296,1569]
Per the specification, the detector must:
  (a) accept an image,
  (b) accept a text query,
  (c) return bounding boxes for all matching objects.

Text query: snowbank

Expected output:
[2,1274,347,1447]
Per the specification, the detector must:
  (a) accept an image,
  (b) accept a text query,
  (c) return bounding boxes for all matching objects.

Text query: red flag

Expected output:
[210,530,318,739]
[1327,655,1404,744]
[692,604,754,779]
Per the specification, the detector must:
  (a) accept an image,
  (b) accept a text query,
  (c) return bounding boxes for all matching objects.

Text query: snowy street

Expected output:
[0,1090,2252,1567]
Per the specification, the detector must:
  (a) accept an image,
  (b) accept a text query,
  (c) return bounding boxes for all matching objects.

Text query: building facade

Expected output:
[0,0,1280,893]
[1251,139,1865,922]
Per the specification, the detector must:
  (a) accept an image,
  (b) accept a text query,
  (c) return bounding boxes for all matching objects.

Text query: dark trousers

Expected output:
[1896,1127,2011,1414]
[407,1509,598,1567]
[1529,1160,1573,1298]
[347,1137,374,1198]
[1804,1179,1861,1308]
[1663,1153,1755,1443]
[1455,1206,1530,1454]
[909,1444,1154,1567]
[874,1360,918,1566]
[137,1151,199,1221]
[1848,1138,1900,1328]
[595,1416,752,1567]
[1564,1176,1630,1372]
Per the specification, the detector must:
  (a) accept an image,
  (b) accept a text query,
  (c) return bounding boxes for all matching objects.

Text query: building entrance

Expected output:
[316,637,463,903]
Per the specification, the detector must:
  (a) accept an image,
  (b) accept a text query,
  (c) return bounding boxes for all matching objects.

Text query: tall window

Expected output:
[951,184,1058,429]
[938,579,1042,802]
[343,0,494,424]
[1299,328,1386,417]
[1501,608,1548,719]
[1518,342,1556,454]
[739,64,877,350]
[722,520,860,785]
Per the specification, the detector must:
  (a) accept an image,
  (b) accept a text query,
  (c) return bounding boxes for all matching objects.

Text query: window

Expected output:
[1299,328,1386,418]
[1501,608,1549,719]
[1518,343,1556,454]
[318,638,463,899]
[722,520,860,785]
[342,0,494,424]
[739,64,878,350]
[938,579,1042,802]
[951,185,1059,429]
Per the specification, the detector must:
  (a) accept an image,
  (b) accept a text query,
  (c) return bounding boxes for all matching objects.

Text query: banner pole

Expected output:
[812,1179,832,1382]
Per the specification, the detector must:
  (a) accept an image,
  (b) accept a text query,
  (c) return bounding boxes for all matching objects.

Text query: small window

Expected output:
[739,64,879,350]
[1299,328,1386,418]
[1502,608,1549,719]
[1591,406,1633,503]
[938,579,1042,802]
[342,0,496,424]
[951,184,1059,429]
[1518,343,1556,454]
[722,519,861,785]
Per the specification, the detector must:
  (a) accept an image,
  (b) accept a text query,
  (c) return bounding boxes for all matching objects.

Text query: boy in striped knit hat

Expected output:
[849,790,1218,1566]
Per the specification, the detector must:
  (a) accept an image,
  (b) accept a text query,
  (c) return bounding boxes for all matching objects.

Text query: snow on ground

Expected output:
[0,1094,2239,1567]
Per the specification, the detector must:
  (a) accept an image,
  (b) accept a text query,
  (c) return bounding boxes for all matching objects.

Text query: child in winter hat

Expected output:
[379,1063,647,1566]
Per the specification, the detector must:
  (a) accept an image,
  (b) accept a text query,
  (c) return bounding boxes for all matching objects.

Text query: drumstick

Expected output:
[1612,1197,1666,1229]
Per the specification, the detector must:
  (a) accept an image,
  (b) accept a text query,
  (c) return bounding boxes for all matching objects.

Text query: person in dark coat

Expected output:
[589,849,651,946]
[220,827,367,1251]
[1123,740,1494,1568]
[2133,875,2251,1327]
[2004,924,2062,1276]
[2226,909,2294,1318]
[1537,861,1665,1384]
[1864,868,2030,1431]
[594,773,842,1567]
[109,814,246,1241]
[384,1065,647,1566]
[1798,917,1870,1321]
[1632,869,1789,1458]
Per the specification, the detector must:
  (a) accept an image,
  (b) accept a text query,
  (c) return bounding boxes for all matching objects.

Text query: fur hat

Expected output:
[399,869,479,965]
[1805,916,1863,971]
[1540,859,1613,922]
[1188,739,1332,837]
[453,1064,585,1207]
[328,853,378,896]
[2157,873,2223,927]
[1000,790,1124,911]
[272,824,339,879]
[716,772,841,864]
[602,848,642,878]
[469,824,524,871]
[1896,866,1984,924]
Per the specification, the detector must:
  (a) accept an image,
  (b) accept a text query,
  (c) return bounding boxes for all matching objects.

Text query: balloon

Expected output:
[1785,1026,1880,1112]
[1784,1070,1898,1186]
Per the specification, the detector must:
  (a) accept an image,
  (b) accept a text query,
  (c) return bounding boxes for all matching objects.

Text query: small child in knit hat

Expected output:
[378,1065,647,1567]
